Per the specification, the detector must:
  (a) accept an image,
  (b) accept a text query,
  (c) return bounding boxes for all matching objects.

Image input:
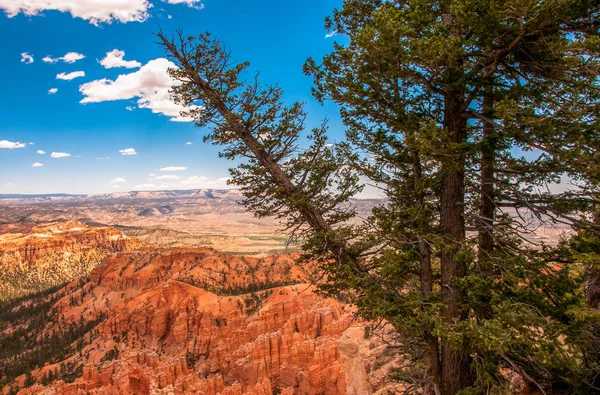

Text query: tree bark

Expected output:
[439,93,473,394]
[157,33,360,274]
[478,86,495,270]
[412,148,441,395]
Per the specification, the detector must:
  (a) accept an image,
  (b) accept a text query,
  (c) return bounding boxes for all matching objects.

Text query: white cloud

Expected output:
[48,88,58,94]
[119,148,137,156]
[56,71,85,80]
[159,166,186,172]
[6,183,13,186]
[325,31,338,39]
[31,162,44,167]
[20,52,33,64]
[185,141,192,145]
[43,52,85,64]
[96,156,110,160]
[37,150,46,154]
[167,14,172,19]
[125,106,134,111]
[110,177,127,184]
[50,152,71,158]
[79,58,202,122]
[0,0,151,25]
[0,140,26,149]
[165,0,203,8]
[100,49,141,69]
[153,174,182,180]
[135,183,157,190]
[28,142,34,145]
[149,173,156,177]
[180,176,230,188]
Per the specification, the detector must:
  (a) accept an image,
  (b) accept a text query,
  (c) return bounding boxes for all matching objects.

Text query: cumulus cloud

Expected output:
[0,140,26,149]
[185,141,192,145]
[20,52,33,64]
[56,71,85,80]
[37,150,46,154]
[31,162,44,167]
[0,0,152,25]
[48,88,58,94]
[152,174,182,180]
[100,49,141,69]
[79,58,202,122]
[110,177,127,184]
[43,52,85,64]
[159,166,186,172]
[50,152,71,158]
[119,148,137,156]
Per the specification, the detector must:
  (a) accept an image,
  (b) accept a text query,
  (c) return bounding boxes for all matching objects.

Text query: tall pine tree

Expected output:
[158,1,600,392]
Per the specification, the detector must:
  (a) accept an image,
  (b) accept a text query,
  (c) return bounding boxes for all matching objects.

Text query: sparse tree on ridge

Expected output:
[158,1,600,393]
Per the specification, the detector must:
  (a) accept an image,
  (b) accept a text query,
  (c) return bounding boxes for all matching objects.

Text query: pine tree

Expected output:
[157,1,600,392]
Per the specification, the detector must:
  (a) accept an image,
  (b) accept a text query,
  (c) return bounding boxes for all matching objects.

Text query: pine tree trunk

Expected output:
[585,213,600,309]
[439,94,473,394]
[412,148,441,395]
[478,87,495,270]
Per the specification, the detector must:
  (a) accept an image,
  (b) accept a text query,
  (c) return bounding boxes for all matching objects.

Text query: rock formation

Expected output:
[3,247,403,394]
[0,220,143,299]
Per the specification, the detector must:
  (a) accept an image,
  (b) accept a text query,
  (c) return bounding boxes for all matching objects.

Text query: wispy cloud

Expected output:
[37,150,46,154]
[56,71,85,80]
[134,183,157,190]
[159,166,187,172]
[31,162,44,167]
[43,52,85,64]
[165,0,204,9]
[180,176,230,188]
[185,142,192,145]
[48,88,58,94]
[119,148,137,156]
[110,177,127,184]
[153,175,182,180]
[20,52,33,64]
[50,152,71,158]
[325,31,338,39]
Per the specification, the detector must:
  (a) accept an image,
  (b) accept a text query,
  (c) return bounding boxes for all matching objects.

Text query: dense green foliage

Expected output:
[159,1,600,393]
[0,279,103,392]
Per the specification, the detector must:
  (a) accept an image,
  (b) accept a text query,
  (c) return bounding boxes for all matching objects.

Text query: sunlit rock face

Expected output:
[7,247,403,395]
[0,220,143,299]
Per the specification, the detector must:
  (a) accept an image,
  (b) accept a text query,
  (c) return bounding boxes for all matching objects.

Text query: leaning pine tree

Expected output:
[158,1,600,393]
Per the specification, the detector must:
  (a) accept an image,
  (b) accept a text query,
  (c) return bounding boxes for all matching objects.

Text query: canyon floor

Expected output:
[0,191,401,395]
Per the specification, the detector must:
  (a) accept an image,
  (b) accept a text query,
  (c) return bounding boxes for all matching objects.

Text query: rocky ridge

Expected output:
[0,220,143,299]
[4,248,402,395]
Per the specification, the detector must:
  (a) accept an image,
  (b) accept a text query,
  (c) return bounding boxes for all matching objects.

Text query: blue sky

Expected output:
[0,0,346,194]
